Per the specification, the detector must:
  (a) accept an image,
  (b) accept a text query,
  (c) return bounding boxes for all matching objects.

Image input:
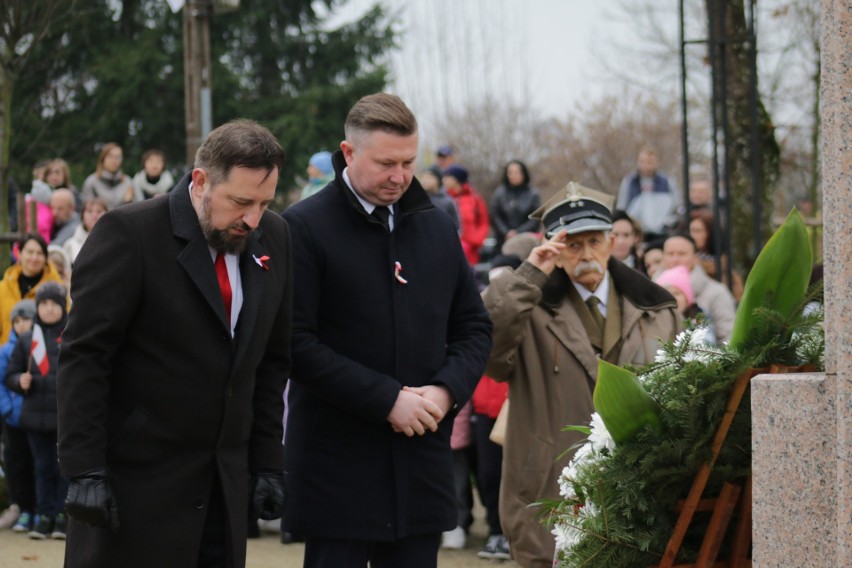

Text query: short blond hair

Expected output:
[344,93,417,144]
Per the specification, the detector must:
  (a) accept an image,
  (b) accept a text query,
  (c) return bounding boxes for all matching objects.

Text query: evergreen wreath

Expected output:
[543,210,824,567]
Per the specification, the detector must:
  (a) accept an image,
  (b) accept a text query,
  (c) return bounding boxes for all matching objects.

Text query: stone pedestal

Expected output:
[752,373,838,565]
[751,0,850,565]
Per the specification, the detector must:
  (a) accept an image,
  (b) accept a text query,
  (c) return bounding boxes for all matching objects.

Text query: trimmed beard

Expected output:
[199,190,253,254]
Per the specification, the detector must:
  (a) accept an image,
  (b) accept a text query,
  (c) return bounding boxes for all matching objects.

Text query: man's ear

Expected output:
[340,140,354,165]
[190,168,207,199]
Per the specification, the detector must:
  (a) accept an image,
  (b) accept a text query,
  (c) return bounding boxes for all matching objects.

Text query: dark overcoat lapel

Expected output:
[234,236,268,365]
[170,183,232,333]
[169,179,270,368]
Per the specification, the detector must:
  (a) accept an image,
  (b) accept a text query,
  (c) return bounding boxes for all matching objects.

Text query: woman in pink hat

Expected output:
[655,265,717,344]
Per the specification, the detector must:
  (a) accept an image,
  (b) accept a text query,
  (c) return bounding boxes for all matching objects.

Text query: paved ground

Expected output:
[0,511,520,567]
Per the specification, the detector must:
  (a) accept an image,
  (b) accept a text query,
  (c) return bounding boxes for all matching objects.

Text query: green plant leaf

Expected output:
[593,360,663,444]
[729,208,812,350]
[562,425,593,435]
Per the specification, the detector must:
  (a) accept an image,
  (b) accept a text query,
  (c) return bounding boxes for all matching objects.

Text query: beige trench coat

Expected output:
[483,260,681,568]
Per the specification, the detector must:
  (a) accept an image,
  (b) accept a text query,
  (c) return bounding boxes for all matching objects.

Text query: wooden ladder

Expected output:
[655,364,808,568]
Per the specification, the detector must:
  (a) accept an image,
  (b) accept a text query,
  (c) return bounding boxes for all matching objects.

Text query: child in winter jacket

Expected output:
[5,282,69,539]
[0,300,37,532]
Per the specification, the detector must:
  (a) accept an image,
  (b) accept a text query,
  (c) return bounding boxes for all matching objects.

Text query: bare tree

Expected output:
[433,96,546,200]
[603,0,817,270]
[0,0,76,266]
[761,1,820,217]
[704,0,781,270]
[534,93,687,202]
[387,0,529,154]
[433,92,689,219]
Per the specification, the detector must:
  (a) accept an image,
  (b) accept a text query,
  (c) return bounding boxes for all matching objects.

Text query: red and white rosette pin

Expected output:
[252,254,270,270]
[394,261,408,284]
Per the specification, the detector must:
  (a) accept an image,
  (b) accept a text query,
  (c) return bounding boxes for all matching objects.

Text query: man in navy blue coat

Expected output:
[282,93,493,568]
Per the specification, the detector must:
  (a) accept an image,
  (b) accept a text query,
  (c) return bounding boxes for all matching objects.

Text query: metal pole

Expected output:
[707,0,725,281]
[183,0,213,167]
[716,0,734,289]
[679,0,692,223]
[748,0,762,260]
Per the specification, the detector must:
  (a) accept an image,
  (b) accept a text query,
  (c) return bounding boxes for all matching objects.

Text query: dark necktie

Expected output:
[371,206,390,231]
[215,252,232,325]
[586,296,605,335]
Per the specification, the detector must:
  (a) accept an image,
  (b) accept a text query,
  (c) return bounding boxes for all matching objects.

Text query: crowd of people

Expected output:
[0,145,174,541]
[0,94,755,568]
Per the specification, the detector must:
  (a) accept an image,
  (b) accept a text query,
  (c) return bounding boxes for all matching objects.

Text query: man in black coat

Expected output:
[57,120,292,568]
[282,93,493,568]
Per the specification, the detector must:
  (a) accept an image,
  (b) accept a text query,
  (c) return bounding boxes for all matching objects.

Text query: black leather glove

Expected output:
[251,471,286,520]
[65,467,120,532]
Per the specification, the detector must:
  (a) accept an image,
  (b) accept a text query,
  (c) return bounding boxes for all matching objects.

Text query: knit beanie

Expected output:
[308,151,333,176]
[35,281,68,313]
[10,299,36,322]
[442,164,469,184]
[655,265,695,306]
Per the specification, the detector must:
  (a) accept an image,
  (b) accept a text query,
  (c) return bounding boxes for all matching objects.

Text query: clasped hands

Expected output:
[387,384,453,437]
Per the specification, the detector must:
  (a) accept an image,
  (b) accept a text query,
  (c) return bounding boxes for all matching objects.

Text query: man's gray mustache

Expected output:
[573,261,604,277]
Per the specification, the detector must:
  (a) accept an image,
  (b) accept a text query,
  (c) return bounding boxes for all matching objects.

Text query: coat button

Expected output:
[227,387,233,398]
[193,500,205,510]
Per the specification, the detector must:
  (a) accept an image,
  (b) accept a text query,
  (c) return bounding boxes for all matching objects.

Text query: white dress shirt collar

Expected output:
[342,167,395,230]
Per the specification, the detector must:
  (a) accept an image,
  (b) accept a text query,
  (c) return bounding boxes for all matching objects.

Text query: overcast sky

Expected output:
[322,0,815,153]
[323,0,643,120]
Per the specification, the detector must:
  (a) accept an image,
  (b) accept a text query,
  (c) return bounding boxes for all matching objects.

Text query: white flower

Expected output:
[571,439,593,465]
[667,327,726,363]
[690,326,712,346]
[558,466,576,500]
[578,501,600,520]
[552,501,600,555]
[673,329,693,350]
[553,520,583,553]
[588,412,616,453]
[556,413,615,509]
[559,447,589,500]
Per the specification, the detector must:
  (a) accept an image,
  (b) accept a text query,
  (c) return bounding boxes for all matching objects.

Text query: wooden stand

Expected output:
[655,364,809,568]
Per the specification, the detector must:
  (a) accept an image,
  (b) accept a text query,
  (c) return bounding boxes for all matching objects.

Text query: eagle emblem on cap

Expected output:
[566,182,583,200]
[566,182,585,207]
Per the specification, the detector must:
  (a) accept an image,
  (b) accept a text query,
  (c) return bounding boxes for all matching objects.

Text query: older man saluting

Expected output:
[483,183,681,567]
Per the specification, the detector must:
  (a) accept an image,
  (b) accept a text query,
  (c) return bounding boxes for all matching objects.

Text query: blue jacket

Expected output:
[0,331,21,426]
